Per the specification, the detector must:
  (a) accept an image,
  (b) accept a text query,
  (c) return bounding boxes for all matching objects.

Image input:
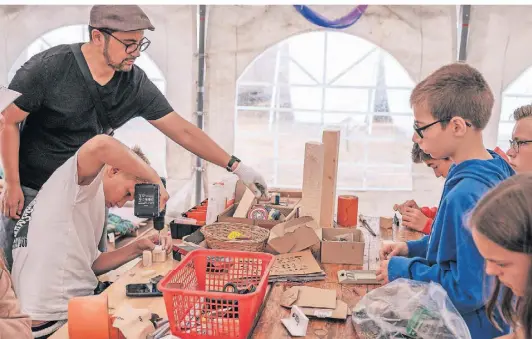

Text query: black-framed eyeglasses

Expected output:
[413,118,472,138]
[509,139,532,153]
[99,28,151,54]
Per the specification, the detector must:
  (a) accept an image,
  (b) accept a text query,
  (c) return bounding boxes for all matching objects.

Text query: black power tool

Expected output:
[134,178,167,243]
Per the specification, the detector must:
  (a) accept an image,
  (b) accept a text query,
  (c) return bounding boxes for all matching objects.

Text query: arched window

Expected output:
[8,24,167,176]
[235,31,415,191]
[499,67,532,152]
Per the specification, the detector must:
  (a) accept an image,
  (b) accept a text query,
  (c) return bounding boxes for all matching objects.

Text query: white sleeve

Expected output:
[69,150,105,204]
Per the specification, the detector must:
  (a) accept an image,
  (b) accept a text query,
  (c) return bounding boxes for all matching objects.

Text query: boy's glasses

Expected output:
[509,139,532,153]
[99,28,151,54]
[413,118,472,138]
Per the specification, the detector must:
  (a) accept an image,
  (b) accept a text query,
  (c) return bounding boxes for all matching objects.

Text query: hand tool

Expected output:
[358,215,377,237]
[134,177,167,245]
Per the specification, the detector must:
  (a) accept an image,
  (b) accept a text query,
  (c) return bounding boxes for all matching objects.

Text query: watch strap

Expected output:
[226,155,241,172]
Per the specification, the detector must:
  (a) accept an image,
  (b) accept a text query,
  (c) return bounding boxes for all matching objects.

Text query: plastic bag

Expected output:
[352,278,471,339]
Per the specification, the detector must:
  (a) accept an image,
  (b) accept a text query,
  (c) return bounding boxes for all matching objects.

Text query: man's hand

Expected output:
[376,259,390,284]
[135,234,172,254]
[158,180,170,211]
[379,241,408,261]
[402,207,429,232]
[233,163,269,199]
[1,181,24,219]
[393,199,419,214]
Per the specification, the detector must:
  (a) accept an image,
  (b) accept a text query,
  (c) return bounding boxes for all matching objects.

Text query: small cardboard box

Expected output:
[320,228,365,265]
[280,286,349,320]
[217,182,301,230]
[218,203,298,230]
[267,217,322,254]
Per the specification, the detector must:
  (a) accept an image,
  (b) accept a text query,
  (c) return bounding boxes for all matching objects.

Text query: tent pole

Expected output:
[195,4,207,205]
[458,5,471,61]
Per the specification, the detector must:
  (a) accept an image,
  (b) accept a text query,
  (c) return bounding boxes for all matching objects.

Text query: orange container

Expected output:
[186,210,207,222]
[68,294,125,339]
[158,249,275,339]
[337,195,358,227]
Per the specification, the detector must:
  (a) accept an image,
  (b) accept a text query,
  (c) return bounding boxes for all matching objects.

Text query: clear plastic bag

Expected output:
[352,278,471,339]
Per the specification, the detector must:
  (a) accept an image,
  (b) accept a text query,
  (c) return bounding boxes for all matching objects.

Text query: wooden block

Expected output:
[152,246,166,263]
[320,129,340,228]
[301,142,324,222]
[233,187,256,218]
[380,217,393,229]
[142,250,152,267]
[140,270,157,277]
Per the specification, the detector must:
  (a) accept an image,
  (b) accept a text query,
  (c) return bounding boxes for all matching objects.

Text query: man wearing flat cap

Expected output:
[0,6,268,266]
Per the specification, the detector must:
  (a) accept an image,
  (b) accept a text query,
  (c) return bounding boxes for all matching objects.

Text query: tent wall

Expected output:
[468,5,532,149]
[204,5,457,215]
[0,5,526,217]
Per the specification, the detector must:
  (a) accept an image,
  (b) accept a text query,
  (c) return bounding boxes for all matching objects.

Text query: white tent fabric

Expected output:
[468,5,532,149]
[204,5,457,214]
[0,5,530,216]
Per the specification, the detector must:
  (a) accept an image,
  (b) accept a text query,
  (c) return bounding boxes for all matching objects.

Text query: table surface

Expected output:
[50,217,423,339]
[250,217,423,339]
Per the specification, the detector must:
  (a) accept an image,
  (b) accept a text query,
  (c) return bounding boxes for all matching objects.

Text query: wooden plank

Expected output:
[300,141,324,222]
[320,129,340,228]
[233,187,256,217]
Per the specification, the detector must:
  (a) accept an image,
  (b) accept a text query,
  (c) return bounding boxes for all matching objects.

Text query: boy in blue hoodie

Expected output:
[376,63,514,339]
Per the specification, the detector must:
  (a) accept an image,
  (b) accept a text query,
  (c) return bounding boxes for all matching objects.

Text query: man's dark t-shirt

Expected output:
[8,43,173,190]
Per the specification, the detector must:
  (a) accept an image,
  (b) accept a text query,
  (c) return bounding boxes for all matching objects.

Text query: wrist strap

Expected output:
[226,155,241,172]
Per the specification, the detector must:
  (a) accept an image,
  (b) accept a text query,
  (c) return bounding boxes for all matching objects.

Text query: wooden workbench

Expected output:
[251,217,423,339]
[50,217,423,339]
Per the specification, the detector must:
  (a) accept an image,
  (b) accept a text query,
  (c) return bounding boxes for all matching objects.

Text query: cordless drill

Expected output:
[153,178,166,244]
[134,177,167,245]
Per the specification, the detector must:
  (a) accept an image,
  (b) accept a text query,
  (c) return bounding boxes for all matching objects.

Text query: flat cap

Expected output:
[0,86,21,113]
[90,5,155,32]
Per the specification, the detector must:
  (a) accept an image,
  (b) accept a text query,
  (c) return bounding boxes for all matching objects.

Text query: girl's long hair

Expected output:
[470,174,532,339]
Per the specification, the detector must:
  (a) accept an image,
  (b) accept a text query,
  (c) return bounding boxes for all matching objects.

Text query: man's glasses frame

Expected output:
[98,28,151,54]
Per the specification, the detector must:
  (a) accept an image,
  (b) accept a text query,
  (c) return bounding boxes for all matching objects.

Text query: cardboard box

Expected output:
[217,181,301,230]
[320,228,365,265]
[267,217,322,254]
[280,286,348,320]
[218,203,298,229]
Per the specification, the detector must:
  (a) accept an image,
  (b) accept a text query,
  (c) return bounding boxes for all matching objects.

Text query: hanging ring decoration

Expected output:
[293,5,368,29]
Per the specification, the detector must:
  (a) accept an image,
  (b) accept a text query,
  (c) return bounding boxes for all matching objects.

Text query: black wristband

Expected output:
[226,155,241,172]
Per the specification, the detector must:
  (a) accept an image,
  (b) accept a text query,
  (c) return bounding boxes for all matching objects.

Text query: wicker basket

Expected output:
[200,222,270,252]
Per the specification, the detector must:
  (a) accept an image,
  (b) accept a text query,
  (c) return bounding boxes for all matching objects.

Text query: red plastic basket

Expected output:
[158,249,275,339]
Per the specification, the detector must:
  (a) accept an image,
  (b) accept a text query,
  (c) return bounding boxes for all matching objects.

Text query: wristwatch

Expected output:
[226,155,241,172]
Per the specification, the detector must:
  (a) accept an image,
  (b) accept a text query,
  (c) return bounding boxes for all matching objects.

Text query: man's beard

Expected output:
[103,42,135,72]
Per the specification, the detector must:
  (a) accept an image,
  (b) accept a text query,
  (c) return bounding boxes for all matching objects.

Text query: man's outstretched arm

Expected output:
[149,112,269,198]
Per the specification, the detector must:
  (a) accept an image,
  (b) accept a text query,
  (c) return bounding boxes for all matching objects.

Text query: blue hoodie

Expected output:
[388,150,514,339]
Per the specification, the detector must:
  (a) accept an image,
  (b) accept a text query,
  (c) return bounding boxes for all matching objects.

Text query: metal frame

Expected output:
[195,5,207,205]
[458,5,471,61]
[235,31,415,191]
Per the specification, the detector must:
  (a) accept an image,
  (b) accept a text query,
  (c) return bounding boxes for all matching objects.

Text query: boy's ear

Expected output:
[107,167,121,177]
[450,117,469,136]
